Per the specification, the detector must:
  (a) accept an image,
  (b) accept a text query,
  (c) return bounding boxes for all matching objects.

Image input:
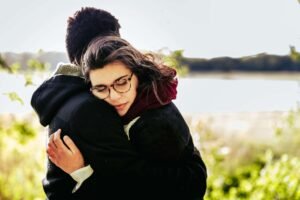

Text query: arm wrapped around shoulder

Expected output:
[129,103,191,162]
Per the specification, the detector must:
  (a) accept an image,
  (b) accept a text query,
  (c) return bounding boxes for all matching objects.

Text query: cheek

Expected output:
[125,90,137,110]
[132,77,139,95]
[130,83,138,100]
[132,90,137,101]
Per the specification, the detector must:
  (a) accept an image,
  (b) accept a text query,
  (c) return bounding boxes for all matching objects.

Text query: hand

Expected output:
[47,129,85,174]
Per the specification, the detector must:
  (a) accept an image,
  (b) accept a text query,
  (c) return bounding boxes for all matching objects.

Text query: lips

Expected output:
[114,103,127,111]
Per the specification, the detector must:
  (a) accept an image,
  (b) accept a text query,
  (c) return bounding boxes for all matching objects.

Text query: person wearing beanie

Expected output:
[31,7,207,200]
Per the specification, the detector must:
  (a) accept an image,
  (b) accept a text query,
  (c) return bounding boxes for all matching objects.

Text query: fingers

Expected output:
[46,130,85,173]
[48,154,58,166]
[63,135,79,155]
[47,133,57,158]
[47,140,58,165]
[53,129,70,153]
[48,133,57,149]
[47,129,73,164]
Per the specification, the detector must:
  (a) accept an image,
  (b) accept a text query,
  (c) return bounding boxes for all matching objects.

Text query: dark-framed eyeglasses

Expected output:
[90,72,133,99]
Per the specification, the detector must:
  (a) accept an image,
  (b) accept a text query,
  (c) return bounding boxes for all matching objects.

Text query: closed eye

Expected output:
[115,78,128,86]
[93,86,107,93]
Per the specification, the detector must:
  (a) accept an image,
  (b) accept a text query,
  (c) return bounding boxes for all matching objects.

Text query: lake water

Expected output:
[1,72,300,115]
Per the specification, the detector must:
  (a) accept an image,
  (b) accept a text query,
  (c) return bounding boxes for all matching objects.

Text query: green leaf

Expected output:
[3,92,24,105]
[24,74,34,86]
[27,59,49,71]
[10,63,21,74]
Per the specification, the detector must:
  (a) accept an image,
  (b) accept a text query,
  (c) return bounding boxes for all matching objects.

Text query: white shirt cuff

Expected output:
[70,165,94,193]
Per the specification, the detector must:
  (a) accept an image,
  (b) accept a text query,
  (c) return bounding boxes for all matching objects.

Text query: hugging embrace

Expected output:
[31,7,207,200]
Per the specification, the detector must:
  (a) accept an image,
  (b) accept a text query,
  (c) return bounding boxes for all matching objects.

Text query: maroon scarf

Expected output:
[122,75,178,125]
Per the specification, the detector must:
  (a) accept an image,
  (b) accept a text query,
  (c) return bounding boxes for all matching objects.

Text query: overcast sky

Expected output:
[1,0,300,58]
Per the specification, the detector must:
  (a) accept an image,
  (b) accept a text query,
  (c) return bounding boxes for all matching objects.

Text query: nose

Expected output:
[109,88,121,100]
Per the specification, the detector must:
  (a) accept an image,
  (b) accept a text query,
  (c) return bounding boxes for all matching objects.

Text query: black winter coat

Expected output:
[129,102,194,162]
[31,74,207,200]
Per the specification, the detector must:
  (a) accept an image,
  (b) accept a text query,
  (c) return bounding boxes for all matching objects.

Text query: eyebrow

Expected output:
[92,74,129,88]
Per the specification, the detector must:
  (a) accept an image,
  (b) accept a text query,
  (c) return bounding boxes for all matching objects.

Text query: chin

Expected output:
[118,110,127,117]
[118,112,125,116]
[116,104,130,116]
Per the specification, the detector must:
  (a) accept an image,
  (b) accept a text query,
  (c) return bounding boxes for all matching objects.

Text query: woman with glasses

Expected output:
[47,36,207,199]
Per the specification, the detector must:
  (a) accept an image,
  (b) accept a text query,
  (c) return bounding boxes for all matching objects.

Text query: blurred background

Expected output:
[1,0,300,199]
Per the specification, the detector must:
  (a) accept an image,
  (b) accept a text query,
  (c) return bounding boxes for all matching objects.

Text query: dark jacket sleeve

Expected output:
[42,160,77,200]
[129,103,191,162]
[69,99,207,199]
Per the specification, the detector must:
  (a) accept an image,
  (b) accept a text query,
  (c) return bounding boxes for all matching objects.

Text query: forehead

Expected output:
[89,61,131,85]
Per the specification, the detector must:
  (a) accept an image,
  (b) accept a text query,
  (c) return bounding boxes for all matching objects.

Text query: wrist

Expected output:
[68,163,86,174]
[70,165,94,193]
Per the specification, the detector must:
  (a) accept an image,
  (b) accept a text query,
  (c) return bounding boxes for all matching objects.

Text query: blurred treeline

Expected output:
[1,46,300,73]
[184,46,300,72]
[0,49,300,199]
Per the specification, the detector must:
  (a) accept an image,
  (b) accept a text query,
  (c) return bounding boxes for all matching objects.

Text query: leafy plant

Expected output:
[162,50,189,76]
[0,116,46,200]
[3,92,24,105]
[205,151,300,200]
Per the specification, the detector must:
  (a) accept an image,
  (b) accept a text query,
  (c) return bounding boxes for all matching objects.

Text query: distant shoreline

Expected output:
[2,51,300,73]
[187,71,300,80]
